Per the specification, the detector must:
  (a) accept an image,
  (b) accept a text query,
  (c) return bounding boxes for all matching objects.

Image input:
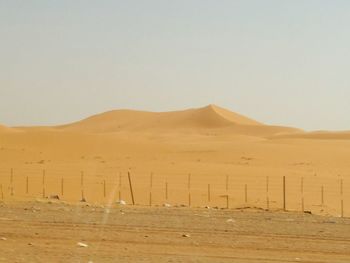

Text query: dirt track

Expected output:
[1,200,350,263]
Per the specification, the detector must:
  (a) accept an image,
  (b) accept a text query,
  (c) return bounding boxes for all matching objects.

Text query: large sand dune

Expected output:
[0,105,349,216]
[56,104,302,136]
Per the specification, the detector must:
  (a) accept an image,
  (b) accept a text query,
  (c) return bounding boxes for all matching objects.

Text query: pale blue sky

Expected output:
[1,1,350,130]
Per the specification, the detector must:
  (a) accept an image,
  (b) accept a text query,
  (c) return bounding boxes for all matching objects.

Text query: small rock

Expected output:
[163,203,171,207]
[117,200,126,205]
[77,242,88,248]
[182,234,191,238]
[226,218,235,223]
[0,237,7,241]
[80,198,87,203]
[28,242,33,246]
[49,195,60,200]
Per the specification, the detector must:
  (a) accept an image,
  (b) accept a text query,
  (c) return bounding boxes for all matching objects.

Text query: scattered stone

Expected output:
[0,237,7,241]
[49,195,60,200]
[304,211,312,215]
[117,200,126,205]
[226,218,235,223]
[205,206,210,209]
[163,203,171,207]
[28,242,33,246]
[182,234,191,238]
[77,242,88,248]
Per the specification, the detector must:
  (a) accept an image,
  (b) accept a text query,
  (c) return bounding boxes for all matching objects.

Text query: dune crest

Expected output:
[57,104,265,133]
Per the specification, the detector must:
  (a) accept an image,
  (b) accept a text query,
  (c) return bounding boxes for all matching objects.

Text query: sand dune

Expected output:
[55,104,300,137]
[57,104,261,132]
[270,130,350,140]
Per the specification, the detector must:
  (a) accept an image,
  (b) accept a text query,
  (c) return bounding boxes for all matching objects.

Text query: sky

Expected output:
[1,0,350,131]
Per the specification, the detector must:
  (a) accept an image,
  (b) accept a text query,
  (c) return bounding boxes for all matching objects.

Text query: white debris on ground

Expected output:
[163,203,171,207]
[77,242,88,248]
[117,200,126,205]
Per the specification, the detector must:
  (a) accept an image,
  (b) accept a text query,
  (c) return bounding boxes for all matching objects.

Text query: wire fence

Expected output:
[0,167,347,217]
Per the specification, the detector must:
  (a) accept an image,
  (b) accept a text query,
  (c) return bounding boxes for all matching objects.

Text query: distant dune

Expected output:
[57,104,261,132]
[270,131,350,140]
[54,104,301,137]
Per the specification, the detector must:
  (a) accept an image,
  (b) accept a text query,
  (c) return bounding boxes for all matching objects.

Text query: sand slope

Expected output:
[56,104,300,136]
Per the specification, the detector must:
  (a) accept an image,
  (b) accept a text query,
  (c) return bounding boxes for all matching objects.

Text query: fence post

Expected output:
[61,177,64,197]
[266,176,269,210]
[10,168,14,196]
[321,185,324,206]
[128,171,135,205]
[103,179,106,198]
[301,177,304,212]
[188,174,191,207]
[119,173,122,201]
[207,184,211,203]
[26,176,29,194]
[81,171,85,200]
[165,178,168,201]
[340,179,344,218]
[0,184,3,200]
[42,170,46,198]
[244,184,248,204]
[283,176,286,211]
[149,173,153,206]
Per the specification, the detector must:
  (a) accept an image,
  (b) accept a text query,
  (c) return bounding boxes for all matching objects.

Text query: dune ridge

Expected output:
[55,104,300,136]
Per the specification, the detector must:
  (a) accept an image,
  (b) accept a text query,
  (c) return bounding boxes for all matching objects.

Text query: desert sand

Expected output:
[1,201,350,263]
[1,104,350,262]
[0,104,350,216]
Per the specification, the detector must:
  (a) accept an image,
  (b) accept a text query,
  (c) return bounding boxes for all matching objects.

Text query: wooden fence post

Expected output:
[103,179,106,198]
[119,173,122,201]
[10,168,14,196]
[149,173,153,206]
[61,177,64,197]
[26,176,29,194]
[128,172,135,205]
[301,177,304,212]
[266,176,269,210]
[340,179,344,218]
[165,181,168,201]
[81,171,85,200]
[42,170,46,198]
[283,176,286,211]
[0,184,3,200]
[207,184,211,203]
[188,174,191,207]
[245,184,248,204]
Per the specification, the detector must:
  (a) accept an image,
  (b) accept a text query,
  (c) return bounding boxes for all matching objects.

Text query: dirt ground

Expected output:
[0,200,350,263]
